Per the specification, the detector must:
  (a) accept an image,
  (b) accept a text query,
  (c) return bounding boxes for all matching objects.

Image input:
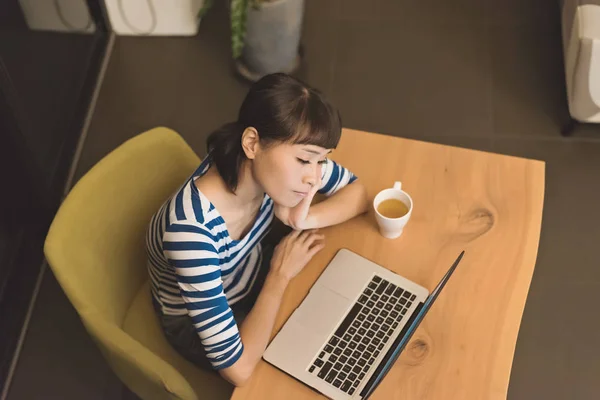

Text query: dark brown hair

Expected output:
[206,73,342,192]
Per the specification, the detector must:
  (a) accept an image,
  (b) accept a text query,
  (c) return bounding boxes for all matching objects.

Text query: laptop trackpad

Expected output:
[293,288,351,337]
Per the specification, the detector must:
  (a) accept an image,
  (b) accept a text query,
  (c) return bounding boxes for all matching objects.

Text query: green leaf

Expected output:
[230,0,249,59]
[198,0,214,19]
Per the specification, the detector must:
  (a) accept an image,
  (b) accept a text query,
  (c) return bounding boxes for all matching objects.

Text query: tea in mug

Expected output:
[377,199,409,219]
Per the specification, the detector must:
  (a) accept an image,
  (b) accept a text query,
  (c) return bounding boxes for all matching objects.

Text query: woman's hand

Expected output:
[269,229,325,283]
[274,174,321,231]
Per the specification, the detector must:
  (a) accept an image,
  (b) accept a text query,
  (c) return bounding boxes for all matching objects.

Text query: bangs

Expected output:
[282,88,342,150]
[211,73,342,192]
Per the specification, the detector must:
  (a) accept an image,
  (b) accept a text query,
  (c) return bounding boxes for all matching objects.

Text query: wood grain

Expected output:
[231,129,545,400]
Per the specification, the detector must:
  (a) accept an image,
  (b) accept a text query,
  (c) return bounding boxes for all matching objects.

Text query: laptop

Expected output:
[263,248,465,399]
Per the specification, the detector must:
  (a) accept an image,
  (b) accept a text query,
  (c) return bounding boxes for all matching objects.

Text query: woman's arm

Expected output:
[303,180,369,229]
[275,157,369,231]
[219,272,288,386]
[220,230,325,386]
[275,179,369,231]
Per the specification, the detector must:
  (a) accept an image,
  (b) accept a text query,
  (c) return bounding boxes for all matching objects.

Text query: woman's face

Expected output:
[252,142,331,207]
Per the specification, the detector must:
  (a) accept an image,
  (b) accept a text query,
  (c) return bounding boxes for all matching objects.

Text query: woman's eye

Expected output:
[297,158,328,165]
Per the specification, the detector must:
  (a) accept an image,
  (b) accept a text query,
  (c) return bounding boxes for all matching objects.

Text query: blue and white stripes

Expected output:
[146,156,356,369]
[319,158,358,196]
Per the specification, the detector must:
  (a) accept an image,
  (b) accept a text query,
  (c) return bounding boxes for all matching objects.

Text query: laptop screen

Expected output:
[359,251,465,399]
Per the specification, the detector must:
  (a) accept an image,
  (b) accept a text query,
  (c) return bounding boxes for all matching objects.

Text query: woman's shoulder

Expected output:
[164,218,221,248]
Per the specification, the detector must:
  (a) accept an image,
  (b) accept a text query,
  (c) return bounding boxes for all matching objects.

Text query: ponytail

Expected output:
[206,122,245,193]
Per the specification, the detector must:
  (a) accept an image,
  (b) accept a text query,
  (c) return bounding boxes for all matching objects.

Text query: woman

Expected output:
[146,73,368,387]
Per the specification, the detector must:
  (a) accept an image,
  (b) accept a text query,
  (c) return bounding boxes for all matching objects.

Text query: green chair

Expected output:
[44,127,233,400]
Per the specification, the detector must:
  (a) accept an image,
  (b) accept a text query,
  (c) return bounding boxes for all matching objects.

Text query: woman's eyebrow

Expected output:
[302,148,332,155]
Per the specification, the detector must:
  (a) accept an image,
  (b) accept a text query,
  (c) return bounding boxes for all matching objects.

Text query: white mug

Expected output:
[373,182,413,239]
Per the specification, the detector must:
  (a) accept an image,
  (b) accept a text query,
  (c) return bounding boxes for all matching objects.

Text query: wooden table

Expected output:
[231,129,545,400]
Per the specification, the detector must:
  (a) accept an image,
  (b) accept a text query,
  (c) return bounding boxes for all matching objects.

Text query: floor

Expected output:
[7,0,600,399]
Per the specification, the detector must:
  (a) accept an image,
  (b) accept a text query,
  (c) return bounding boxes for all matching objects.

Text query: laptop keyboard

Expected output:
[308,275,416,395]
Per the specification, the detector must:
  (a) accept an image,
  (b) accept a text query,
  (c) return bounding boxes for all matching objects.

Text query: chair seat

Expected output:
[123,281,234,400]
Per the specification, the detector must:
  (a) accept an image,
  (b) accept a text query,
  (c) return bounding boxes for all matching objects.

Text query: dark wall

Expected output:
[0,0,109,389]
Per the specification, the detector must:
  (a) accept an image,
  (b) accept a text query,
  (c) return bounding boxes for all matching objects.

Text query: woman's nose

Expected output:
[303,166,320,187]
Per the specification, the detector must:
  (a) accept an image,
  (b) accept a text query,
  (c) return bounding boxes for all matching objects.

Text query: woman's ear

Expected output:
[241,127,260,160]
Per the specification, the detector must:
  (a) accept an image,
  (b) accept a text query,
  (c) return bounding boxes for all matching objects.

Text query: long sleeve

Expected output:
[163,220,243,370]
[318,159,358,196]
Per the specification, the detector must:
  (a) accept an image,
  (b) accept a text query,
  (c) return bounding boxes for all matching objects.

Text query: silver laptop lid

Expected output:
[359,251,465,399]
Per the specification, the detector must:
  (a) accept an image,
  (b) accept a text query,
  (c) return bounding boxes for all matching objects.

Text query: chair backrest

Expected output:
[45,127,199,323]
[44,127,201,398]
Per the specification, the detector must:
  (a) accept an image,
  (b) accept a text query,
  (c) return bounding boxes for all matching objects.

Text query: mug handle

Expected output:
[393,181,402,191]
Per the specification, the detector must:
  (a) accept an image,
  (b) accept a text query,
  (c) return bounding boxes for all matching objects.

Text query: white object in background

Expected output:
[373,181,414,239]
[18,0,96,33]
[103,0,204,36]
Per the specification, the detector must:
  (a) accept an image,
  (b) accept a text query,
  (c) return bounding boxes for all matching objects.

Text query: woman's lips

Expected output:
[293,191,308,197]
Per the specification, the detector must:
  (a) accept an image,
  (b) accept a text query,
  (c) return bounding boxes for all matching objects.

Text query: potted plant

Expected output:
[200,0,304,81]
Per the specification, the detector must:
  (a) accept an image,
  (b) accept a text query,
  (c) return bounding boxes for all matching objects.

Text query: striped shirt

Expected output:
[146,155,357,369]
